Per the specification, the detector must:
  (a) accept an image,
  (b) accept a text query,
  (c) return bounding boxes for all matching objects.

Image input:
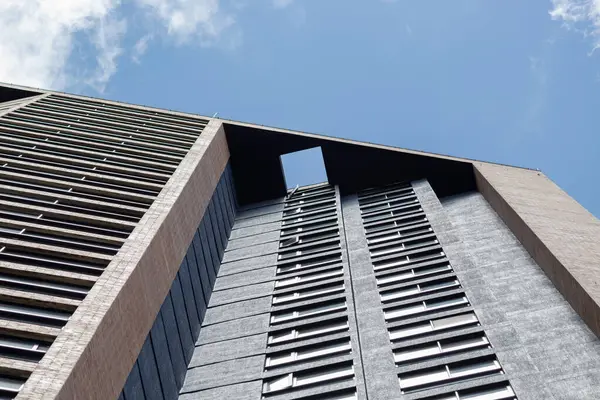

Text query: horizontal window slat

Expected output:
[0,127,178,172]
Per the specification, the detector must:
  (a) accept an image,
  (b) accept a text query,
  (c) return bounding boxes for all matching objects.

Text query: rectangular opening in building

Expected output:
[281,147,328,189]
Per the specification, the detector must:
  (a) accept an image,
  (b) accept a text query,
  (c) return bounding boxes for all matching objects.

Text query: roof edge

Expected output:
[220,119,537,172]
[0,81,537,172]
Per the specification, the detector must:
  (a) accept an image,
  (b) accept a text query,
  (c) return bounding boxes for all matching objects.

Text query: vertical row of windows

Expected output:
[262,184,357,400]
[0,93,207,398]
[357,183,516,400]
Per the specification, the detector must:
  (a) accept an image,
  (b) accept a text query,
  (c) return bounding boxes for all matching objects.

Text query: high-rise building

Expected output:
[0,82,598,400]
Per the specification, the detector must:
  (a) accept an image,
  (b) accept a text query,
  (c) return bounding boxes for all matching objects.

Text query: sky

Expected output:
[1,0,600,216]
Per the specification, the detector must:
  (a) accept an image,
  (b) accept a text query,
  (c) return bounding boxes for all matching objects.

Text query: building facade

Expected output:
[0,83,599,399]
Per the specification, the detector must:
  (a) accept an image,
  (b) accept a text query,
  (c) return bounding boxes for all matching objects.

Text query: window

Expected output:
[364,212,427,234]
[268,319,349,345]
[399,358,502,391]
[380,278,459,303]
[0,301,71,327]
[282,200,336,217]
[0,246,106,276]
[373,251,445,272]
[273,283,345,304]
[0,272,89,299]
[0,335,50,362]
[280,237,300,248]
[384,294,469,321]
[389,312,479,341]
[285,192,336,209]
[0,376,25,394]
[263,365,354,393]
[279,229,339,250]
[275,268,343,288]
[270,301,346,324]
[287,183,332,199]
[360,194,418,214]
[321,393,357,400]
[367,224,432,245]
[361,203,421,224]
[457,383,515,400]
[264,374,293,393]
[394,333,490,363]
[277,254,342,274]
[265,340,351,368]
[370,237,438,258]
[278,242,340,261]
[0,227,119,256]
[280,217,338,237]
[282,208,337,227]
[358,185,412,203]
[376,263,451,286]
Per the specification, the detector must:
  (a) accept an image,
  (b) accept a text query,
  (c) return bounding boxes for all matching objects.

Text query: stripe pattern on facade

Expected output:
[261,183,358,400]
[356,182,517,400]
[0,93,208,398]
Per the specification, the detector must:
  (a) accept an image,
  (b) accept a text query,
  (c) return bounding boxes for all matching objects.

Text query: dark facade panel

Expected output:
[190,231,212,304]
[120,166,237,400]
[137,337,163,400]
[150,312,179,399]
[177,261,201,339]
[160,296,187,388]
[170,273,195,365]
[122,362,145,400]
[224,123,476,206]
[184,246,208,321]
[201,216,220,281]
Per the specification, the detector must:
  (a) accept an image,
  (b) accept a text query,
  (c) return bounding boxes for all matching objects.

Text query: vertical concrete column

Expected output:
[474,162,600,339]
[340,194,402,400]
[335,188,368,400]
[411,180,477,283]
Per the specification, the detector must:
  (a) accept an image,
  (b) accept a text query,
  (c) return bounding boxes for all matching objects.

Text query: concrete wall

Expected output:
[119,164,237,400]
[179,196,284,400]
[441,191,600,400]
[340,194,400,400]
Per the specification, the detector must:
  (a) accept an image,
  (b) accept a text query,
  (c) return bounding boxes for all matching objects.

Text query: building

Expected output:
[0,82,599,400]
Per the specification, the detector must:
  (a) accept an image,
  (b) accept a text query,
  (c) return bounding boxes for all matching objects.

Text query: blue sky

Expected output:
[2,0,599,216]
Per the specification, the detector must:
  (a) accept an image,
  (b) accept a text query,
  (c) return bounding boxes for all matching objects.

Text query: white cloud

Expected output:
[134,0,236,46]
[550,0,600,51]
[518,38,554,137]
[0,0,123,91]
[87,16,127,92]
[132,34,153,64]
[0,0,237,93]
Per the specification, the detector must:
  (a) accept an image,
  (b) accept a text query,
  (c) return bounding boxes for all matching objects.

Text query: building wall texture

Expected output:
[180,196,284,400]
[440,191,600,399]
